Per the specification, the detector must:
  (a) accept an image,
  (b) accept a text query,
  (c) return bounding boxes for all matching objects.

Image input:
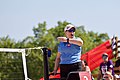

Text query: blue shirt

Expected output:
[58,37,82,64]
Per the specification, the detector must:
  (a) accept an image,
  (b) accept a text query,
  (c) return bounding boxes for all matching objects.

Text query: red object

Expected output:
[79,71,92,80]
[40,68,60,80]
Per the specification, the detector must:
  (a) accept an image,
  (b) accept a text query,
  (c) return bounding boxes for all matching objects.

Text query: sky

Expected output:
[0,0,120,41]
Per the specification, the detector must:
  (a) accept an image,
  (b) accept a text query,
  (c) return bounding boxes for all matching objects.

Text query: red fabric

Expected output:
[81,40,114,71]
[40,68,60,80]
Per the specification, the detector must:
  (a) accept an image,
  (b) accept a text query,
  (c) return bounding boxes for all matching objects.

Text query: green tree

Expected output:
[0,36,24,79]
[0,21,110,80]
[0,35,15,48]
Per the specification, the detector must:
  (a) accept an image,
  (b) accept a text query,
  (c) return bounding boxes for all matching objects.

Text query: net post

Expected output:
[42,48,49,80]
[21,49,29,80]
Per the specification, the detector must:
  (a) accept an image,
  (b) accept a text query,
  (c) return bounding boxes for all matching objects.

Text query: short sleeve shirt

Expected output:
[58,37,82,64]
[100,60,114,76]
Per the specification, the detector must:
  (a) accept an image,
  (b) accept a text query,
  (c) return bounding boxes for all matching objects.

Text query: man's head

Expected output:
[64,24,76,32]
[64,24,76,38]
[103,71,113,80]
[102,53,108,62]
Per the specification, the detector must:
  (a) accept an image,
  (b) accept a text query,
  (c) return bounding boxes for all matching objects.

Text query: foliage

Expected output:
[0,21,110,79]
[0,36,24,79]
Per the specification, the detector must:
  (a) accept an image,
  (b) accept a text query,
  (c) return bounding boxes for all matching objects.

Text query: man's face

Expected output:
[65,28,75,38]
[103,74,112,80]
[102,55,108,62]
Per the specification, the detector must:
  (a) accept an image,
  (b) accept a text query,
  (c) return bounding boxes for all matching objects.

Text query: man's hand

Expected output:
[57,37,67,42]
[52,70,57,75]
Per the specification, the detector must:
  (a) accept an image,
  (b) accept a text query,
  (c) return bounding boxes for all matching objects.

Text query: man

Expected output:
[53,24,83,80]
[97,53,115,80]
[114,55,120,78]
[103,71,113,80]
[115,54,120,68]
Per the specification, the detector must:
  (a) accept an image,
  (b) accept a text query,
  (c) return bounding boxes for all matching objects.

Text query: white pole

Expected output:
[0,48,30,80]
[0,48,23,53]
[21,49,30,80]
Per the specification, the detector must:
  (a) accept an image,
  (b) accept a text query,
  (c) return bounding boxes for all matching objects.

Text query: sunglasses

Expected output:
[104,76,108,78]
[67,29,75,32]
[103,76,109,79]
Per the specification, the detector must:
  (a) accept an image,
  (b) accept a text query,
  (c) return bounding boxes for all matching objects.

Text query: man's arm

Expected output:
[97,70,102,80]
[69,38,83,46]
[108,60,114,74]
[108,68,113,77]
[53,52,61,75]
[57,37,83,46]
